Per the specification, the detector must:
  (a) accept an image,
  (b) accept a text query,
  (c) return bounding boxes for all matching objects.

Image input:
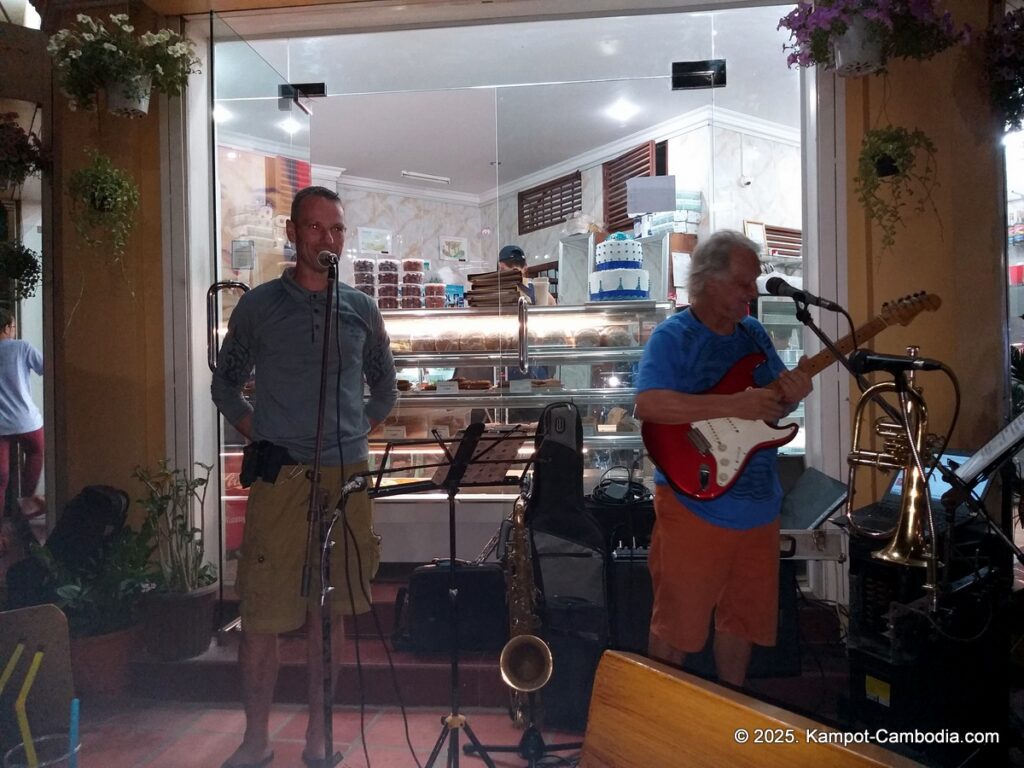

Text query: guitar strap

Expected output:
[736,319,776,365]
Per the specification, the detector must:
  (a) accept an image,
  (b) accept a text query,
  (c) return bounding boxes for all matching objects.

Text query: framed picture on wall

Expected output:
[743,220,767,253]
[358,227,393,255]
[439,235,468,262]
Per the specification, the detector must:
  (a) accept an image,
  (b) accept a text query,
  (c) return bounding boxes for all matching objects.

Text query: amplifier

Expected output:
[607,547,801,678]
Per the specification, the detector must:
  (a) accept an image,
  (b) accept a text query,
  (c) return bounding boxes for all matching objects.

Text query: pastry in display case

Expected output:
[369,300,671,495]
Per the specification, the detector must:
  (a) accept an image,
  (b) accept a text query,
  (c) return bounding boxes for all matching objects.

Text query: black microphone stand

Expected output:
[299,253,343,768]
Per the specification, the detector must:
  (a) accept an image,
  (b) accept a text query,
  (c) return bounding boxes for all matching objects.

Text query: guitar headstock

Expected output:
[880,291,942,326]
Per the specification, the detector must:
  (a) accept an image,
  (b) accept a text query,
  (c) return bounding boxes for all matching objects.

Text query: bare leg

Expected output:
[713,631,753,688]
[222,631,278,767]
[647,630,686,668]
[304,605,345,761]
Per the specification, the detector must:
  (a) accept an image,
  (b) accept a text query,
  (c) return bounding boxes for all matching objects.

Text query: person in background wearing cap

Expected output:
[498,244,556,306]
[453,244,554,408]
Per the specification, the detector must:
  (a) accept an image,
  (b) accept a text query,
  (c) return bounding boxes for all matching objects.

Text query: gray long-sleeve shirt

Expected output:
[211,268,398,465]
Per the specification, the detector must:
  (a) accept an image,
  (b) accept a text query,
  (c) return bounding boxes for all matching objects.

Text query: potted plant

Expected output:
[67,150,139,268]
[133,459,219,661]
[47,13,201,117]
[778,0,965,76]
[31,514,156,696]
[0,112,45,189]
[854,125,939,249]
[985,8,1024,132]
[0,240,42,301]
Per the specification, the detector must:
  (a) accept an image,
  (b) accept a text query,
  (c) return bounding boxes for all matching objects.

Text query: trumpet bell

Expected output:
[499,634,553,693]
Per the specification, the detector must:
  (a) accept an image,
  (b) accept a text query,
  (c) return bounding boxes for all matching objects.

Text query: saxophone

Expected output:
[500,493,553,727]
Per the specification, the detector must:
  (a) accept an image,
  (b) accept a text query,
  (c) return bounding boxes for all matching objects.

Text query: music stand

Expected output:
[368,422,531,768]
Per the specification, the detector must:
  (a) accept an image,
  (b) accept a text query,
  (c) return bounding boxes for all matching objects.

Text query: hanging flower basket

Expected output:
[778,0,967,75]
[105,74,152,118]
[0,112,45,188]
[984,8,1024,132]
[47,14,200,115]
[0,240,42,300]
[833,16,885,77]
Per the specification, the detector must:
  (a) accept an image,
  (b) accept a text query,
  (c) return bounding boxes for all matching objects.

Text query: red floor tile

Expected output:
[190,706,295,736]
[273,706,370,745]
[144,729,244,768]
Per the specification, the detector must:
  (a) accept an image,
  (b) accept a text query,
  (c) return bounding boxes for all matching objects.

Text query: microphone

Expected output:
[340,473,368,497]
[317,250,339,268]
[849,350,943,375]
[764,276,842,311]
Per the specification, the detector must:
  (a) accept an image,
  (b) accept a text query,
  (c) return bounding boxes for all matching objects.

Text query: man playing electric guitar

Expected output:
[635,230,812,687]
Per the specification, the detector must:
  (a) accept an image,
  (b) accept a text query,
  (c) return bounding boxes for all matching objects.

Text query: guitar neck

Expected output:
[779,315,889,383]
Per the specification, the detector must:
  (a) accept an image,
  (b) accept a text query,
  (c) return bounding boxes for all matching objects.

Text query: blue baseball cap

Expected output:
[498,244,525,264]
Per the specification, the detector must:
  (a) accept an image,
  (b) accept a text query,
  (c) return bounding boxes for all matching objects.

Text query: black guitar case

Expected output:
[528,402,609,731]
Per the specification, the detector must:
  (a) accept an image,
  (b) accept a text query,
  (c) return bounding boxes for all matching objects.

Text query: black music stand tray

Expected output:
[368,422,531,768]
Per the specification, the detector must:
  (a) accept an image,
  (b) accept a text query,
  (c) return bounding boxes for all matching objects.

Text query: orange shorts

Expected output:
[648,486,780,653]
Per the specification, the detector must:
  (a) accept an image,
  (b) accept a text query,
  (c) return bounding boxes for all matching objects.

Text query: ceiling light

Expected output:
[605,98,640,122]
[278,117,302,135]
[213,105,233,123]
[401,170,451,185]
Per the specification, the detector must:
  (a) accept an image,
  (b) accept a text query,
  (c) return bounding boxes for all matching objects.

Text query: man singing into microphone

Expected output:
[212,186,398,768]
[635,230,811,687]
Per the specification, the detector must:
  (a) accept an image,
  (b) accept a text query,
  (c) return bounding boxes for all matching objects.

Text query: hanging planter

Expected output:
[854,126,939,249]
[0,240,42,300]
[47,14,200,115]
[833,16,885,77]
[67,150,140,265]
[778,0,966,75]
[0,112,45,189]
[984,8,1024,132]
[105,74,152,118]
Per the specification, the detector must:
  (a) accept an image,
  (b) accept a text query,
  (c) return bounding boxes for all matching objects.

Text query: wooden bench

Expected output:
[580,651,921,767]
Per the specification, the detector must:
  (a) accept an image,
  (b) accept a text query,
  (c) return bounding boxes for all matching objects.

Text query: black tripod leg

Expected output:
[425,716,450,768]
[460,720,498,768]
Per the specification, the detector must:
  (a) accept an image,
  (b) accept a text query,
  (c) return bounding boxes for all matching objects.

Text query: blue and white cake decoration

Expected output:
[589,232,650,301]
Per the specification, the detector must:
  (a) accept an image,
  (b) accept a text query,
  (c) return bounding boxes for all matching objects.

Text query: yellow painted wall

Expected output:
[45,5,168,507]
[844,1,1006,467]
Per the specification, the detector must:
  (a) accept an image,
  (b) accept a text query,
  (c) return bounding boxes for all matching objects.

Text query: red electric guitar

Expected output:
[641,291,942,500]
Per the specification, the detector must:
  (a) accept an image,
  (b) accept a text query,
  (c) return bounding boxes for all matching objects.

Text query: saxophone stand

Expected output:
[464,691,582,767]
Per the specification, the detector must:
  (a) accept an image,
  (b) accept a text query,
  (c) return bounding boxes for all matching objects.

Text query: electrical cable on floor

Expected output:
[346,514,423,768]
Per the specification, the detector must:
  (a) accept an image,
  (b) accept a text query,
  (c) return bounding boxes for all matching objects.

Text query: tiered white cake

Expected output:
[589,233,650,301]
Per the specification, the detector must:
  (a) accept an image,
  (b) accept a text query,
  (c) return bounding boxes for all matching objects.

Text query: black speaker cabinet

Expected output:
[607,550,801,678]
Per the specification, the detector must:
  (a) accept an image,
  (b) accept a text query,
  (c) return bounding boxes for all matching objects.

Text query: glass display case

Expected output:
[370,300,673,497]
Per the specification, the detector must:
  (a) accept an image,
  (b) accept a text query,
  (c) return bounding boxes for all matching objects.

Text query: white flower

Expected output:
[68,50,81,59]
[82,33,94,42]
[154,64,164,75]
[102,43,118,51]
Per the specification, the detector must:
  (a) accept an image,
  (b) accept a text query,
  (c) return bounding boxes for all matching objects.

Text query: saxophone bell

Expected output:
[500,634,553,693]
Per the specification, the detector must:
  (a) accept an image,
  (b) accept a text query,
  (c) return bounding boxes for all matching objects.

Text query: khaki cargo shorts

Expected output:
[237,460,380,634]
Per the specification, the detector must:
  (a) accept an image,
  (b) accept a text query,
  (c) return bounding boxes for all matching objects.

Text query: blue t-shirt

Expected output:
[635,309,787,530]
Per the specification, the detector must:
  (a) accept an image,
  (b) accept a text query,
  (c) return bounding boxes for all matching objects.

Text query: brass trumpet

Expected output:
[845,378,937,567]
